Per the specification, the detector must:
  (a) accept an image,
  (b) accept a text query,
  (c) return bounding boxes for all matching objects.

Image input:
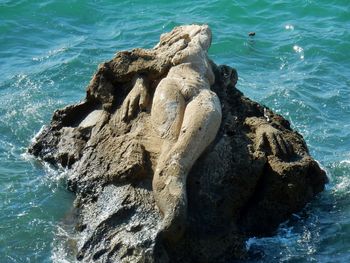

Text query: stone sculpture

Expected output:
[29,25,328,263]
[121,25,221,243]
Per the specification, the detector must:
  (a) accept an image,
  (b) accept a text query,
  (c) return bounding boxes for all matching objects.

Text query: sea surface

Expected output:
[0,0,349,262]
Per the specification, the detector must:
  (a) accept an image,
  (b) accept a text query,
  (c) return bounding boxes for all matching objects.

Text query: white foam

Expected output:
[285,24,294,30]
[30,125,47,144]
[340,160,350,165]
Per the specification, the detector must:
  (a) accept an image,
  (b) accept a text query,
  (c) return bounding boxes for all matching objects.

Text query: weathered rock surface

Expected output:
[29,25,328,263]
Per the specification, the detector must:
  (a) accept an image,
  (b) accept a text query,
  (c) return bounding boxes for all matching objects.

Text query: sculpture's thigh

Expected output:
[175,89,222,171]
[151,78,185,141]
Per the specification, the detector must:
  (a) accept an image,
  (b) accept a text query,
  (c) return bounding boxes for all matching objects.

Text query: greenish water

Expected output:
[0,0,349,262]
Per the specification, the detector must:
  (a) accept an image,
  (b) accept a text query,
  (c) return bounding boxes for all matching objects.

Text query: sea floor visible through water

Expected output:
[1,0,350,262]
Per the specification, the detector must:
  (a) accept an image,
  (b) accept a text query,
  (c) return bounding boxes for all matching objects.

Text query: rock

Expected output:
[29,25,328,263]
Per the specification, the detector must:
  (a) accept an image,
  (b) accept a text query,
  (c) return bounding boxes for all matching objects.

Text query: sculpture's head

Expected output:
[156,24,212,51]
[195,24,212,51]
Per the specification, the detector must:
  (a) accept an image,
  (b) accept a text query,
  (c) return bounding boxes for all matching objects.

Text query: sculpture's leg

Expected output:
[151,78,186,141]
[152,88,222,243]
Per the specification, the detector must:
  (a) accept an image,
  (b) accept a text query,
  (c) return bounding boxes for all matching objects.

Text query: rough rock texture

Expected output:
[29,25,328,263]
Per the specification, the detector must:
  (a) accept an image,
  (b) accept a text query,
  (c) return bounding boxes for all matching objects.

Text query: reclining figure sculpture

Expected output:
[121,25,222,243]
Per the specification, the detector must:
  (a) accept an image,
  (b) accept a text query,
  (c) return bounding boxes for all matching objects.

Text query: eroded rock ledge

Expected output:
[29,25,327,263]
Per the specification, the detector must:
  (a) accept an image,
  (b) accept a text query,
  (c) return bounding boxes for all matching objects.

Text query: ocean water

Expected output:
[0,0,349,262]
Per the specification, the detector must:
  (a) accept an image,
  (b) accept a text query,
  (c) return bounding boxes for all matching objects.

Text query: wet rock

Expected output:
[29,25,328,263]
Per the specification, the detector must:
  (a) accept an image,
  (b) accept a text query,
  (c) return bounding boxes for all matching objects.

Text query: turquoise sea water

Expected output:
[0,0,349,262]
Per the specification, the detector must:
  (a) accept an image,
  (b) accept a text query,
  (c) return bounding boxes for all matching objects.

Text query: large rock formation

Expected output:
[29,25,328,263]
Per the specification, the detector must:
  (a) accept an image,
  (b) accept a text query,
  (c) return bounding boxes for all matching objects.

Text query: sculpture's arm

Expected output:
[121,75,150,121]
[170,36,206,65]
[171,44,192,65]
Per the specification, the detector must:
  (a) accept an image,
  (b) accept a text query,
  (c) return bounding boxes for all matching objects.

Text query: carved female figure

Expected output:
[151,25,221,243]
[122,25,222,243]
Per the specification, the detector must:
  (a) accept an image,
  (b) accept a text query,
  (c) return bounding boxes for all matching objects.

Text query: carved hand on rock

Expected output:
[121,75,150,121]
[255,124,294,159]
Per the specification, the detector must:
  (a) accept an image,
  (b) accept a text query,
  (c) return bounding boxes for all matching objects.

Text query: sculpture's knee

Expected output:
[196,89,222,141]
[200,89,222,120]
[177,89,221,162]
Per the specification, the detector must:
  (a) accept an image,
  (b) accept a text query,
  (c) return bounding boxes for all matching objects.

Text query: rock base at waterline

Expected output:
[29,25,327,263]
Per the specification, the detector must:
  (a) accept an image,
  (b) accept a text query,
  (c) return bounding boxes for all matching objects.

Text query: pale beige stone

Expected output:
[151,25,221,243]
[118,25,222,243]
[79,110,105,128]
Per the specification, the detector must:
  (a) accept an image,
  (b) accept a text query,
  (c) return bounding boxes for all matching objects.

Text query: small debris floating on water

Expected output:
[248,32,256,36]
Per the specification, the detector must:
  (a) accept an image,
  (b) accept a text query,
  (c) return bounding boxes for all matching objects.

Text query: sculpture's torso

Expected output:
[167,61,214,100]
